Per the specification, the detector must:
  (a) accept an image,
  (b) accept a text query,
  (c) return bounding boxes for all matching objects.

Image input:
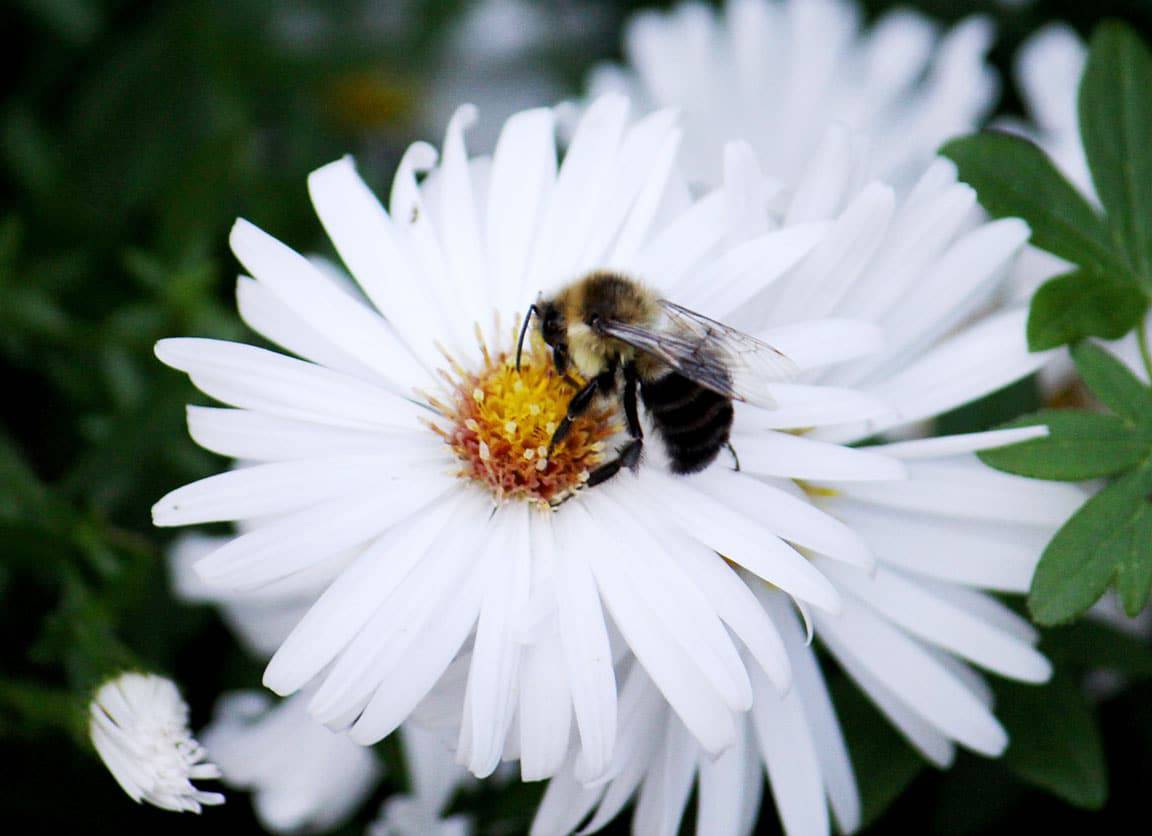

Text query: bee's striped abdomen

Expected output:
[641,371,734,474]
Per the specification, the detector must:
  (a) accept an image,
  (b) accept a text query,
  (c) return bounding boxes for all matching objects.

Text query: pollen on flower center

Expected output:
[425,327,620,507]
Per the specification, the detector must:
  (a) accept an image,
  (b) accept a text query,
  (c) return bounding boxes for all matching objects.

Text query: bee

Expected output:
[516,271,797,487]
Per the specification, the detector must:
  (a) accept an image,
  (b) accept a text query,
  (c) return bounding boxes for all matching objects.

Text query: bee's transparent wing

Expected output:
[598,300,799,407]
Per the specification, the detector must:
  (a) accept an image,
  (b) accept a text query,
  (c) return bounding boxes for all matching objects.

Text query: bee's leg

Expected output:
[586,438,642,487]
[725,441,741,472]
[586,364,645,488]
[549,368,614,455]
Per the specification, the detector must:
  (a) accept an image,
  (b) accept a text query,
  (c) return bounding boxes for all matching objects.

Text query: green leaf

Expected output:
[1029,466,1152,624]
[1112,499,1152,616]
[1026,270,1148,350]
[942,132,1127,278]
[978,409,1150,480]
[1080,22,1152,286]
[1071,341,1152,427]
[997,674,1107,809]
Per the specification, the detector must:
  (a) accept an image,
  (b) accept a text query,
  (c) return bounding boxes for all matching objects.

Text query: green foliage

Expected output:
[1029,466,1152,624]
[979,409,1151,479]
[981,344,1152,623]
[1026,270,1147,350]
[998,673,1108,809]
[940,132,1124,277]
[1079,22,1152,288]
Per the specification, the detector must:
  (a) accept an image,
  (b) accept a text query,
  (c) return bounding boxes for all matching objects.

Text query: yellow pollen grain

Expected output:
[473,388,485,403]
[504,420,517,434]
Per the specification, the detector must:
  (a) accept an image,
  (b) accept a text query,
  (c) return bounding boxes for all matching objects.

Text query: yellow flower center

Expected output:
[425,327,620,508]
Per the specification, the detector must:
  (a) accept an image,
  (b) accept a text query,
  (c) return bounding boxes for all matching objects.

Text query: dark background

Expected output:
[3,0,1152,832]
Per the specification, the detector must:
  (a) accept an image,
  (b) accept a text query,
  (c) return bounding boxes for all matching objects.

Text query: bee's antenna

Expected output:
[515,305,538,372]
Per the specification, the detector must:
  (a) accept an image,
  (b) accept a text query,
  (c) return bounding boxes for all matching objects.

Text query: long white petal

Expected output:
[486,108,557,313]
[736,431,907,482]
[462,505,530,777]
[827,456,1084,527]
[153,452,440,526]
[230,218,424,388]
[643,471,842,612]
[760,589,860,834]
[820,561,1051,682]
[186,406,419,462]
[691,469,874,570]
[195,478,449,590]
[817,603,1008,756]
[307,156,459,364]
[155,338,426,431]
[553,510,618,780]
[262,492,468,695]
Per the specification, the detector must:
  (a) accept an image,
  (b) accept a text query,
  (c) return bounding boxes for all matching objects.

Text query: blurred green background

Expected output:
[4,0,1152,832]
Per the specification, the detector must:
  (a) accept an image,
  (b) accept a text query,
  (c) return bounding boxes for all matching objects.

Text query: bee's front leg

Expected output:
[549,368,614,455]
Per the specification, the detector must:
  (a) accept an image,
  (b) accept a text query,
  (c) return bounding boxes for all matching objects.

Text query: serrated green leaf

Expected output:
[1113,501,1152,616]
[1071,341,1152,428]
[1027,270,1147,350]
[1080,22,1152,286]
[978,409,1150,480]
[942,132,1127,278]
[998,674,1107,809]
[1030,466,1152,624]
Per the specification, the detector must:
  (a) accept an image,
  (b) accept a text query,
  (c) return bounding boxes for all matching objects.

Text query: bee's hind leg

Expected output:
[725,441,741,471]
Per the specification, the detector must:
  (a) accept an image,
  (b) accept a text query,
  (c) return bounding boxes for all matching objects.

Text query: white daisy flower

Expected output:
[533,428,1084,836]
[370,725,474,836]
[588,0,997,190]
[153,96,901,779]
[200,690,381,833]
[89,672,224,813]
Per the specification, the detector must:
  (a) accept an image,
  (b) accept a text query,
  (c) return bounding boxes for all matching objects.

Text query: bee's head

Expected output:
[516,296,569,374]
[537,301,565,347]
